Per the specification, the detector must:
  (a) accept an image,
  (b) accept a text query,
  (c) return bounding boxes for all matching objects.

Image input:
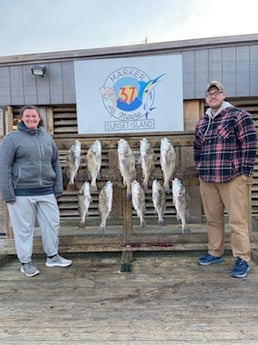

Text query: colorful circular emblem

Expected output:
[100,67,160,121]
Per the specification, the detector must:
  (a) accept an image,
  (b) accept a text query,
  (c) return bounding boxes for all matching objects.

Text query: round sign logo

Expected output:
[99,67,164,121]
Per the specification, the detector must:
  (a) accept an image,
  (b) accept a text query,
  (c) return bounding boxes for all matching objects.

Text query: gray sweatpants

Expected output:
[7,194,59,263]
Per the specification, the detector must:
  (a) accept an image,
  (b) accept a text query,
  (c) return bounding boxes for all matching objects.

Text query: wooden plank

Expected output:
[6,223,258,255]
[54,113,77,119]
[54,126,78,134]
[1,107,13,238]
[122,188,132,243]
[0,251,258,344]
[0,108,3,137]
[183,100,202,131]
[0,196,7,236]
[5,106,14,134]
[46,106,54,135]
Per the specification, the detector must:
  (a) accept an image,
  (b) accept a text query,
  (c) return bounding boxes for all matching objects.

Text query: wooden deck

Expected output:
[0,248,258,344]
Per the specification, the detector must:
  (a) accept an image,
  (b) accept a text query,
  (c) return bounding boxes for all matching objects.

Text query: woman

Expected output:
[0,105,72,277]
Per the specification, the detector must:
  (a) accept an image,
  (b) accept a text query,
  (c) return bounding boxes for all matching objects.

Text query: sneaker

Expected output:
[231,257,250,278]
[198,253,224,266]
[45,254,72,268]
[21,262,40,277]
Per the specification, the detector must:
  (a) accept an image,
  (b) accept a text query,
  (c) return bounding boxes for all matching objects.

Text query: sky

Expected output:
[0,0,258,57]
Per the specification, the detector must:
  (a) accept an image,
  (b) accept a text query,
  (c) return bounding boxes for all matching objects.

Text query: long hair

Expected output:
[20,105,44,127]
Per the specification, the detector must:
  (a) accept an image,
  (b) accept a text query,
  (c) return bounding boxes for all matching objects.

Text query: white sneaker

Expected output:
[45,254,72,268]
[21,262,40,277]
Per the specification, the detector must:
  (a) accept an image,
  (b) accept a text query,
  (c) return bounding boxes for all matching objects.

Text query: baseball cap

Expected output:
[205,81,224,93]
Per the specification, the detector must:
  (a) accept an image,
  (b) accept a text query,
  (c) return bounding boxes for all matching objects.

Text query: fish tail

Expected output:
[158,219,166,226]
[66,183,75,190]
[99,219,106,233]
[140,219,146,228]
[182,224,191,234]
[90,181,97,192]
[163,182,170,193]
[142,180,148,192]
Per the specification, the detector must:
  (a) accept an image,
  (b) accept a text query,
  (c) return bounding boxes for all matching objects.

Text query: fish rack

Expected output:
[56,132,203,269]
[57,133,201,222]
[2,132,204,263]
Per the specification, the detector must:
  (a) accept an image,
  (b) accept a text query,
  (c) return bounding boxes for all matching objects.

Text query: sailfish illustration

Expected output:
[138,73,165,119]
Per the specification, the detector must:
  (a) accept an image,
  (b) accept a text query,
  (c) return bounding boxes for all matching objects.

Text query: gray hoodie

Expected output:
[0,121,63,202]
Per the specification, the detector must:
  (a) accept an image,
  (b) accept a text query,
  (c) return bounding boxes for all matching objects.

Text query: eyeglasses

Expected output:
[206,90,224,98]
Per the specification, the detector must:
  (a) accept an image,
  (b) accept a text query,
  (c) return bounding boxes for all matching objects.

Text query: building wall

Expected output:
[0,34,258,106]
[0,61,76,106]
[183,45,258,99]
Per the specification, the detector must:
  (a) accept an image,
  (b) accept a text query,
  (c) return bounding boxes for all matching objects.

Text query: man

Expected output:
[193,81,257,278]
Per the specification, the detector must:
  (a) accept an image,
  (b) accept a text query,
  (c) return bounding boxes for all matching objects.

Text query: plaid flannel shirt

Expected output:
[193,105,257,183]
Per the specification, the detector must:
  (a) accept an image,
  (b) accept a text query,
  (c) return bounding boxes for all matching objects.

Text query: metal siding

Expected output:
[184,45,256,99]
[182,51,195,99]
[250,45,258,96]
[49,63,64,104]
[62,61,76,103]
[236,46,250,97]
[208,48,223,84]
[195,50,209,98]
[23,65,37,104]
[10,66,24,105]
[0,67,11,104]
[35,72,51,104]
[222,47,236,96]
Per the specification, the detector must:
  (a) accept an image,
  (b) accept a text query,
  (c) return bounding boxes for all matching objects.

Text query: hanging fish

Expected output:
[140,138,155,191]
[117,138,136,199]
[172,178,191,234]
[98,181,113,232]
[131,180,146,228]
[86,140,102,192]
[66,139,81,190]
[152,179,166,226]
[78,181,92,228]
[160,137,176,192]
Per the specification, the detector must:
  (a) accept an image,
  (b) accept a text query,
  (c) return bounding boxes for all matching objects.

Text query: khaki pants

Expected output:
[199,175,251,262]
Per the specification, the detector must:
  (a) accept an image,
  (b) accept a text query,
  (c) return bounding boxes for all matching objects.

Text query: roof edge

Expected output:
[0,33,258,65]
